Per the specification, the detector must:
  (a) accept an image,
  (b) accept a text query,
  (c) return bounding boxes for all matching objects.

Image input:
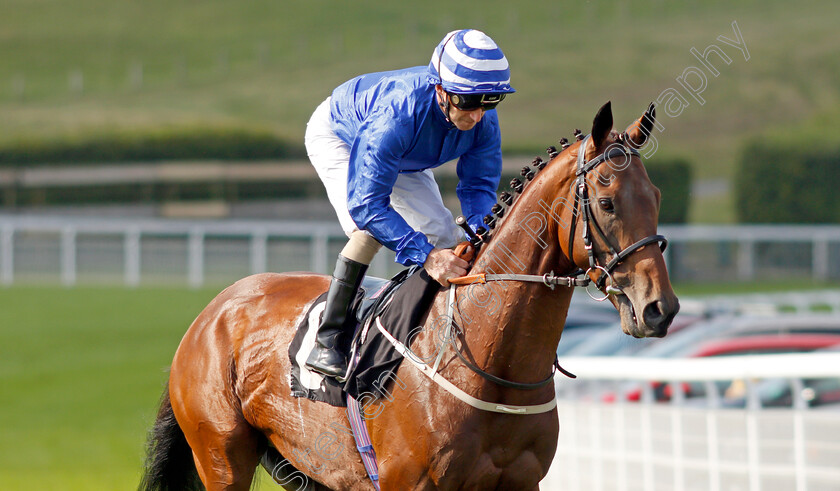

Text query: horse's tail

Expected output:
[138,383,202,491]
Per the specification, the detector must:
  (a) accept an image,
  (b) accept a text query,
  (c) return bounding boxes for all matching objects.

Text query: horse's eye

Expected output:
[599,198,615,213]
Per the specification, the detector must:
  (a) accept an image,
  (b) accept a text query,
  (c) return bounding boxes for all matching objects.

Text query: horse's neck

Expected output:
[454,166,578,375]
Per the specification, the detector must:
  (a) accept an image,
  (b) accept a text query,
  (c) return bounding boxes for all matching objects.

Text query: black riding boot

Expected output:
[305,255,367,379]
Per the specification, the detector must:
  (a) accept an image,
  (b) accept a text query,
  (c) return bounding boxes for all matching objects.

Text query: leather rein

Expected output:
[451,134,668,299]
[444,135,668,393]
[378,136,671,414]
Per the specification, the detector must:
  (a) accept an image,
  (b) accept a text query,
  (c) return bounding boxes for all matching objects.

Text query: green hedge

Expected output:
[435,155,692,224]
[645,158,692,224]
[735,140,840,223]
[2,180,328,208]
[0,125,305,167]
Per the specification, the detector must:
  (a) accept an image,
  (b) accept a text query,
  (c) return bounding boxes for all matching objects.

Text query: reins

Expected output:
[453,134,668,300]
[378,135,670,414]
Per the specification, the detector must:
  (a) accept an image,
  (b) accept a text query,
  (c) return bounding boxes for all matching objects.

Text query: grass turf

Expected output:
[0,286,222,489]
[2,280,838,488]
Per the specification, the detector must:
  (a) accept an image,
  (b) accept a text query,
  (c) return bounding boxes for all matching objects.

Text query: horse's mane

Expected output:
[480,129,628,244]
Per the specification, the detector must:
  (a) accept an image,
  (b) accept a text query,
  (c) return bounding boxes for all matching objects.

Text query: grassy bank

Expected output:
[2,1,840,222]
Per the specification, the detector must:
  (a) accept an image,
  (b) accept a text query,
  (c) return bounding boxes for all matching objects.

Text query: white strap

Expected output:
[375,317,557,415]
[430,285,457,373]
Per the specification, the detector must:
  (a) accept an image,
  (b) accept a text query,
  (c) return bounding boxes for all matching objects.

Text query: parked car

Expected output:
[556,295,622,356]
[562,295,621,330]
[721,343,840,409]
[561,313,706,358]
[611,334,840,403]
[630,313,840,361]
[556,325,612,356]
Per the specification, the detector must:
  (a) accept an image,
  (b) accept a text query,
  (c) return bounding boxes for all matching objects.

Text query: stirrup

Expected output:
[305,344,348,380]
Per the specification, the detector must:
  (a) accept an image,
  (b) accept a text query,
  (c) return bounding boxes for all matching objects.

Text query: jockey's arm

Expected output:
[346,110,436,267]
[456,111,503,232]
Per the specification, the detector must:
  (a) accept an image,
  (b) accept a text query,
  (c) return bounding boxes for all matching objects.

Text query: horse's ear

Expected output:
[591,101,613,149]
[625,102,656,147]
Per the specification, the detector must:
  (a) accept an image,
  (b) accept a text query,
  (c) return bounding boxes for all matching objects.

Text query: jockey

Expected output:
[304,29,515,379]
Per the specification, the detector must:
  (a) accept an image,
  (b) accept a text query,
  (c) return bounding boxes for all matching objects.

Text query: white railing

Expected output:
[661,225,840,282]
[543,354,840,491]
[0,215,406,287]
[0,215,838,287]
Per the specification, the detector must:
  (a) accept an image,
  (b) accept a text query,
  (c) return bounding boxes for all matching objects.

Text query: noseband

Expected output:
[389,136,671,407]
[566,135,668,299]
[450,134,668,300]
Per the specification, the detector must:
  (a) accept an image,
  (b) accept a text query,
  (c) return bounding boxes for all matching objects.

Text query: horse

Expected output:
[139,101,679,491]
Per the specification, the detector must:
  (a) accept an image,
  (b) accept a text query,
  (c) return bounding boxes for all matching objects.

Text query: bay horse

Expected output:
[139,101,679,490]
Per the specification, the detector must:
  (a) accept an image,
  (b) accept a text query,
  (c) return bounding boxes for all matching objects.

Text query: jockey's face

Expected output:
[435,85,485,131]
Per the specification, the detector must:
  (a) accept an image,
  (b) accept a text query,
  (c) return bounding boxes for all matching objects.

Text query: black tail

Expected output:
[138,383,203,491]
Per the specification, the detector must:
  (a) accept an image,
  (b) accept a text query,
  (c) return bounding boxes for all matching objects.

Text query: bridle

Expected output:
[567,134,668,300]
[451,134,668,301]
[378,134,671,412]
[443,135,669,391]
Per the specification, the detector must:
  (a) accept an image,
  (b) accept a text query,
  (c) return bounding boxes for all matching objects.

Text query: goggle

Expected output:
[447,92,506,111]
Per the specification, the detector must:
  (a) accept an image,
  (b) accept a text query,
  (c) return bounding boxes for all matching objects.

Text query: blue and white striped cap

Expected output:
[428,29,515,94]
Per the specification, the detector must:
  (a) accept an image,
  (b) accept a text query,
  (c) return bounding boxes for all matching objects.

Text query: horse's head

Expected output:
[561,102,679,338]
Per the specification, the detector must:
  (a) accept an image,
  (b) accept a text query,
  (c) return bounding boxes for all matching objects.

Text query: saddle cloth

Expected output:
[289,266,441,407]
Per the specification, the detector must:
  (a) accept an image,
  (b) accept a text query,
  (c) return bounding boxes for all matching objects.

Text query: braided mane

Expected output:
[479,130,583,240]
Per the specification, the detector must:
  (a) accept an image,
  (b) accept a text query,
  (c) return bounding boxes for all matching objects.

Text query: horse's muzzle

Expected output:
[641,297,680,337]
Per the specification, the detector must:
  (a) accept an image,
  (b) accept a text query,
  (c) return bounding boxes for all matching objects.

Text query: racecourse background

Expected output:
[3,0,840,223]
[3,1,840,489]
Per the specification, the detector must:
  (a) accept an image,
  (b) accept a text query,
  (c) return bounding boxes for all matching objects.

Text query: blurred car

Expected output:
[556,325,612,356]
[721,343,840,409]
[562,313,707,358]
[611,334,840,403]
[562,294,621,330]
[629,313,840,361]
[556,294,622,356]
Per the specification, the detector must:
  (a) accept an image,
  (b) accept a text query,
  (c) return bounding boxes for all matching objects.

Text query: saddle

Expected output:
[288,266,442,407]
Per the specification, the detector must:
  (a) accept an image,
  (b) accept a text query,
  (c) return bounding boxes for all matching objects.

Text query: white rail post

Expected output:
[790,378,808,491]
[640,383,655,491]
[670,381,686,491]
[589,399,604,491]
[311,230,329,274]
[705,381,722,491]
[1,226,13,285]
[812,236,829,282]
[614,381,629,491]
[125,229,141,287]
[60,227,77,286]
[738,238,755,281]
[188,229,205,288]
[745,379,761,491]
[250,231,268,275]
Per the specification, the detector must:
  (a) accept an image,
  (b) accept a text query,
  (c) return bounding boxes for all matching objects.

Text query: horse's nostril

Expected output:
[643,299,678,334]
[642,302,662,326]
[643,301,665,327]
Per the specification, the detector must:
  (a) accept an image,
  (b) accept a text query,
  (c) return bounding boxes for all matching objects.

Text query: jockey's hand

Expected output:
[423,248,470,287]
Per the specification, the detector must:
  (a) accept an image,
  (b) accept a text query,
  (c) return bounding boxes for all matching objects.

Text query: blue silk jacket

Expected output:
[329,66,502,266]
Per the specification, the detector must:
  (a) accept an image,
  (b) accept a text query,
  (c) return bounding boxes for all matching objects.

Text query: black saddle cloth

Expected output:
[289,267,441,407]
